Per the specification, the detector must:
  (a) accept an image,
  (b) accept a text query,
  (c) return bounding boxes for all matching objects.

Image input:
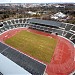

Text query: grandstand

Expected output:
[0,72,3,75]
[0,18,75,75]
[27,18,75,44]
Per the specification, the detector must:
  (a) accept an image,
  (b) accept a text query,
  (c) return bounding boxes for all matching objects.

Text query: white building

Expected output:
[28,11,36,15]
[51,12,66,19]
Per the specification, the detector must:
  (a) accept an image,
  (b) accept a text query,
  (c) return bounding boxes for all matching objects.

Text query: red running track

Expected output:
[28,29,75,75]
[0,28,74,75]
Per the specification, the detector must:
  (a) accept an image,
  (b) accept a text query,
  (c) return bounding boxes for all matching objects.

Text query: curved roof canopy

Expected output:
[28,18,64,28]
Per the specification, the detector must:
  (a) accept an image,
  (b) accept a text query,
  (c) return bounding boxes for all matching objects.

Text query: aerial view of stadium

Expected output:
[0,1,75,75]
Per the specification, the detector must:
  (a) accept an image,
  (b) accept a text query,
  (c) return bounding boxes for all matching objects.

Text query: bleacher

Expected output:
[19,19,23,23]
[2,21,7,26]
[7,21,12,25]
[0,23,3,27]
[60,23,66,28]
[71,35,75,40]
[20,24,26,27]
[15,19,19,24]
[23,19,26,23]
[71,38,75,44]
[65,24,73,31]
[52,29,63,36]
[64,32,73,39]
[71,26,75,31]
[4,25,9,30]
[11,20,15,24]
[0,29,2,34]
[0,27,6,32]
[0,18,75,44]
[0,72,3,75]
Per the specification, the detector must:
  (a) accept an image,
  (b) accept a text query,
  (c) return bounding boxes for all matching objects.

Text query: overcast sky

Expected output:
[0,0,75,3]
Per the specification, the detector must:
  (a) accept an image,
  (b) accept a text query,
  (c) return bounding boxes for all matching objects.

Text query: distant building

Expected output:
[51,12,66,19]
[28,11,36,15]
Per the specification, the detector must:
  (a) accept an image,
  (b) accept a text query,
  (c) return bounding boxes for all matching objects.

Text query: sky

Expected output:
[0,0,75,3]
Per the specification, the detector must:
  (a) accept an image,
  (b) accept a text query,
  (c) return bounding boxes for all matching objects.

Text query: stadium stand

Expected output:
[0,27,6,33]
[62,31,67,36]
[19,19,23,23]
[64,32,73,39]
[27,18,75,44]
[2,21,7,26]
[15,19,19,24]
[71,38,75,44]
[7,21,12,25]
[28,18,62,28]
[0,18,75,44]
[11,20,15,24]
[0,23,3,27]
[4,25,9,30]
[73,73,75,75]
[71,26,75,31]
[20,24,26,27]
[59,23,66,29]
[23,19,26,23]
[65,24,73,31]
[0,72,3,75]
[52,28,63,35]
[71,35,75,40]
[0,30,2,34]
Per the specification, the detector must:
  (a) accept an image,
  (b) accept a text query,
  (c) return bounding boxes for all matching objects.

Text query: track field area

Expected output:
[4,30,57,63]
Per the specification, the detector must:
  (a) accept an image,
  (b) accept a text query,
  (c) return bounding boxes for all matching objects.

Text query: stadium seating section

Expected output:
[0,72,3,75]
[0,18,75,44]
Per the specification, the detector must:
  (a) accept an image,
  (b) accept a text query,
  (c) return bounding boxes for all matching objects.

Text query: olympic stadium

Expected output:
[0,18,75,75]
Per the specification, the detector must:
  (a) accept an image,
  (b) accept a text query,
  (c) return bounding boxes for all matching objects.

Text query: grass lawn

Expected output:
[4,30,57,63]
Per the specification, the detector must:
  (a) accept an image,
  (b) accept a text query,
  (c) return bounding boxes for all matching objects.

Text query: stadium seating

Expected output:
[71,38,75,44]
[59,23,66,29]
[71,26,75,31]
[71,35,75,40]
[2,21,8,26]
[23,19,26,23]
[15,19,19,24]
[0,18,75,44]
[0,72,3,75]
[65,24,73,31]
[11,20,15,24]
[64,32,73,39]
[19,19,23,23]
[4,25,9,30]
[7,20,12,25]
[51,28,63,36]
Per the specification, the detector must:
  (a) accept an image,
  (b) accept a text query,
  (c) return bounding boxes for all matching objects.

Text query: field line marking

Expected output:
[1,46,9,54]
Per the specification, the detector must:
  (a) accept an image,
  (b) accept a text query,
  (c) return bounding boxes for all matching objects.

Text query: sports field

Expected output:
[4,30,57,63]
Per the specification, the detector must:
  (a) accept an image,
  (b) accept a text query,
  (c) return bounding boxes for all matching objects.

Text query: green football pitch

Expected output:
[4,30,57,63]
